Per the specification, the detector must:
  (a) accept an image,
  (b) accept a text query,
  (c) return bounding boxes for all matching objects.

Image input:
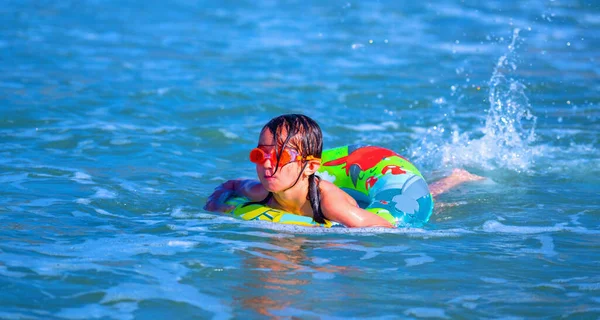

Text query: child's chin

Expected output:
[263,185,279,193]
[259,181,277,192]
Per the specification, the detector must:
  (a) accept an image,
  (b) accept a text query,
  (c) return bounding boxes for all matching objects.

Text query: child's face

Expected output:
[254,129,305,192]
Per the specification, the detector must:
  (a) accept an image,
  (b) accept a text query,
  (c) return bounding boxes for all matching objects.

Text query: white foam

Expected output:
[462,302,477,310]
[552,276,589,283]
[170,207,188,218]
[109,139,132,145]
[362,245,409,260]
[75,198,91,205]
[92,188,117,199]
[39,133,73,142]
[71,210,92,217]
[483,220,600,236]
[167,240,197,248]
[218,129,238,139]
[74,172,92,180]
[566,292,583,298]
[448,295,481,304]
[405,254,435,267]
[482,220,562,234]
[173,171,203,178]
[404,228,473,238]
[72,171,95,184]
[94,209,123,218]
[135,219,161,225]
[538,235,557,256]
[481,277,508,284]
[312,272,336,280]
[520,235,558,257]
[118,181,140,193]
[568,211,585,226]
[578,283,600,291]
[404,307,449,319]
[222,219,475,237]
[311,257,330,265]
[222,230,292,239]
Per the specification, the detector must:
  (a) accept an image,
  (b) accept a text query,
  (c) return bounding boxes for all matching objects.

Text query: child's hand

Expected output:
[204,180,237,212]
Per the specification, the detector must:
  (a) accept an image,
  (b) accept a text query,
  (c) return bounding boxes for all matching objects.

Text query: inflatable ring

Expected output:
[225,145,434,227]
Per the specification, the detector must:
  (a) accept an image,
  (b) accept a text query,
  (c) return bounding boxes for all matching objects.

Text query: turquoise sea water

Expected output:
[1,0,599,319]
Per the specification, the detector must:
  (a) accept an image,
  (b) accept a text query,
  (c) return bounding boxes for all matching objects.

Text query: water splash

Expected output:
[411,29,538,173]
[484,29,537,155]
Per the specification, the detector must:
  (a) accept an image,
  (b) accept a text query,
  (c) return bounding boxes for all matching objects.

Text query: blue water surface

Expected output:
[1,0,599,319]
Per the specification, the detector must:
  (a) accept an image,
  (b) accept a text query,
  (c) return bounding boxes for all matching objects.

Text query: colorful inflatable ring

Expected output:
[225,145,434,227]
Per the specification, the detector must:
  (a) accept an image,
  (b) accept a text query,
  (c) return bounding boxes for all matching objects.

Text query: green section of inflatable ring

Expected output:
[318,145,423,197]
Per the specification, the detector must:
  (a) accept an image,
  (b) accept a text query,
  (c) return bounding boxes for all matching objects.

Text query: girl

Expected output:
[204,114,483,228]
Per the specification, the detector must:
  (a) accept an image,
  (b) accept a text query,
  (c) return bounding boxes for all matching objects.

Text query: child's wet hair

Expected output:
[262,114,323,160]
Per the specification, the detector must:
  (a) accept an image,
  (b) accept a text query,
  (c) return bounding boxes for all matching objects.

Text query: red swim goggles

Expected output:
[249,147,320,167]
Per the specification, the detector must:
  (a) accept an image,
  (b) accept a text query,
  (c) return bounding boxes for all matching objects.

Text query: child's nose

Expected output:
[262,157,274,169]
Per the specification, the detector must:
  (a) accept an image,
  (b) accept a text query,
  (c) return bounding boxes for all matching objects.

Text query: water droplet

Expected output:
[369,39,373,44]
[434,97,446,104]
[567,42,571,46]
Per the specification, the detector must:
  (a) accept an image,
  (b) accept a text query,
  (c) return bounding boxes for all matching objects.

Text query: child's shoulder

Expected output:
[319,180,358,211]
[318,179,358,206]
[317,179,337,192]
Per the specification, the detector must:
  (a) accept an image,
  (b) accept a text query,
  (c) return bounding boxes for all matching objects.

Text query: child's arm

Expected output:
[429,169,485,197]
[204,179,268,212]
[319,181,394,228]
